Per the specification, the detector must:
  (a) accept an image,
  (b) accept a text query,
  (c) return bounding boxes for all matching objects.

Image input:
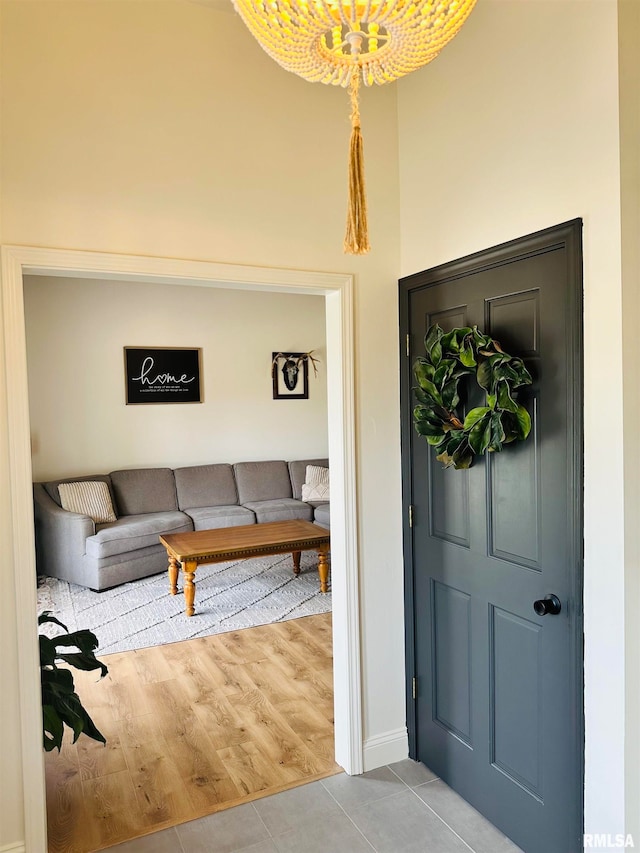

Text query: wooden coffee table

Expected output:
[160,519,331,617]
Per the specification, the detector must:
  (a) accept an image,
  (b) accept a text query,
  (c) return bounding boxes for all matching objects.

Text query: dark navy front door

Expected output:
[400,221,584,853]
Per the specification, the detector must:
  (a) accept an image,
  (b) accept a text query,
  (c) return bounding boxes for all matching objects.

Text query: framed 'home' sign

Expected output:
[124,347,202,404]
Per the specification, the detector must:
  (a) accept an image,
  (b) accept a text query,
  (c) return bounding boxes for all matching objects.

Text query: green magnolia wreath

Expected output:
[413,324,533,470]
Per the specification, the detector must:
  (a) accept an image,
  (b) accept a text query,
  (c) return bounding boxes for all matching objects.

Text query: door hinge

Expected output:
[409,505,414,528]
[412,677,417,700]
[406,334,411,357]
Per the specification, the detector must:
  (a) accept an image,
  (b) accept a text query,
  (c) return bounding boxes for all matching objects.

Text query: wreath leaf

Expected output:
[476,360,493,390]
[459,342,477,368]
[496,380,519,413]
[514,404,532,439]
[412,323,533,469]
[463,407,490,431]
[490,411,506,450]
[425,325,443,358]
[469,418,491,455]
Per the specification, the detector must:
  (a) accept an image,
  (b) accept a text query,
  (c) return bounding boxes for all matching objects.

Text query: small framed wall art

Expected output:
[272,352,309,400]
[124,347,202,404]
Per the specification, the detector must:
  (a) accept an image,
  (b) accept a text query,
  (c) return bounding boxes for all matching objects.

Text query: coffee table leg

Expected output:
[292,550,301,576]
[168,556,179,596]
[317,546,330,594]
[183,560,197,616]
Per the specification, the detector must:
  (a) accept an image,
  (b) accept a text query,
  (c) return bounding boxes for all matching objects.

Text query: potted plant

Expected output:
[39,611,108,752]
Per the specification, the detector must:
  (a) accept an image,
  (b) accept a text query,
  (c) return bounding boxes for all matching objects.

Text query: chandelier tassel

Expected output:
[344,73,370,255]
[233,0,477,255]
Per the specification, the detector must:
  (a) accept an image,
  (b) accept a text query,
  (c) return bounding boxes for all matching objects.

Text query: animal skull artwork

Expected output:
[271,351,321,399]
[282,359,300,391]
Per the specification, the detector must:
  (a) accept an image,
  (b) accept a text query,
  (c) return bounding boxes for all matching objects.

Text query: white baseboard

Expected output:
[363,726,409,771]
[0,842,26,853]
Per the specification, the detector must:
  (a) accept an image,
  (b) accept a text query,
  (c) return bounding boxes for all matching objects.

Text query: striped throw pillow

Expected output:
[58,481,117,523]
[301,465,330,502]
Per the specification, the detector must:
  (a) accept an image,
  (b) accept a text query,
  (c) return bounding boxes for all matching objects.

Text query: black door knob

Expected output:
[533,594,562,616]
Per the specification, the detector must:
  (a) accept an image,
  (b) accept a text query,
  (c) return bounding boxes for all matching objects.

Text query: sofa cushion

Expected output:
[186,505,256,530]
[242,498,313,524]
[314,504,330,529]
[288,458,329,501]
[86,510,192,559]
[110,468,178,516]
[174,464,239,509]
[59,481,117,523]
[301,465,330,502]
[43,474,115,509]
[234,461,292,503]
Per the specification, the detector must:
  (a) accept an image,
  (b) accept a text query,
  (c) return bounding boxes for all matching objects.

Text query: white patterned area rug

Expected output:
[36,551,331,656]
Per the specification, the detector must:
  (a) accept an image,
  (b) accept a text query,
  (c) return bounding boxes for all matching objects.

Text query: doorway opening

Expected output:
[2,245,361,852]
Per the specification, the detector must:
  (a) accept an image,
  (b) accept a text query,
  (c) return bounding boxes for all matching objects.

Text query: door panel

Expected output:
[490,605,542,798]
[400,221,583,853]
[432,580,472,744]
[430,465,470,547]
[488,402,540,569]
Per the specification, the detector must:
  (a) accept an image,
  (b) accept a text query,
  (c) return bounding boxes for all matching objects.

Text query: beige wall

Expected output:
[24,276,328,480]
[2,0,638,847]
[0,0,27,844]
[620,0,640,841]
[0,1,401,847]
[398,0,627,837]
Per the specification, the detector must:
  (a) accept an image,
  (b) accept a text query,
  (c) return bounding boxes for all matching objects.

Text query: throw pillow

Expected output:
[58,481,117,524]
[301,465,330,502]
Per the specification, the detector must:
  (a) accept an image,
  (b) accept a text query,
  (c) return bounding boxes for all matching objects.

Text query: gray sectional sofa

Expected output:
[33,458,329,591]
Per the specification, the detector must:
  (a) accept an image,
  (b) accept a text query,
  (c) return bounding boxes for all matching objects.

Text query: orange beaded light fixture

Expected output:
[232,0,477,254]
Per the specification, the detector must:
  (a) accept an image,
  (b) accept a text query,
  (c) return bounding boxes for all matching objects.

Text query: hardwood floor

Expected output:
[44,613,339,852]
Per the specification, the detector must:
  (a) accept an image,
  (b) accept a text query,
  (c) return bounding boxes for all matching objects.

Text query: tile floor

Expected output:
[105,760,523,853]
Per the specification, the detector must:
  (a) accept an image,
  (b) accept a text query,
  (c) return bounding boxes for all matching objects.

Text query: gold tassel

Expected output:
[343,73,370,255]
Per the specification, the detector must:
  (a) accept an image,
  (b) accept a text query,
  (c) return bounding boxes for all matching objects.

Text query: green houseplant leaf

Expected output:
[39,611,108,752]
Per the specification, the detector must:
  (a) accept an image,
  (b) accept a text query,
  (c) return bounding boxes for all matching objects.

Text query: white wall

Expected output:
[0,1,402,847]
[398,0,626,838]
[24,276,328,479]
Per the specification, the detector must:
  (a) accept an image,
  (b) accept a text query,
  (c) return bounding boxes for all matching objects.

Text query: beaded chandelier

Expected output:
[232,0,477,254]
